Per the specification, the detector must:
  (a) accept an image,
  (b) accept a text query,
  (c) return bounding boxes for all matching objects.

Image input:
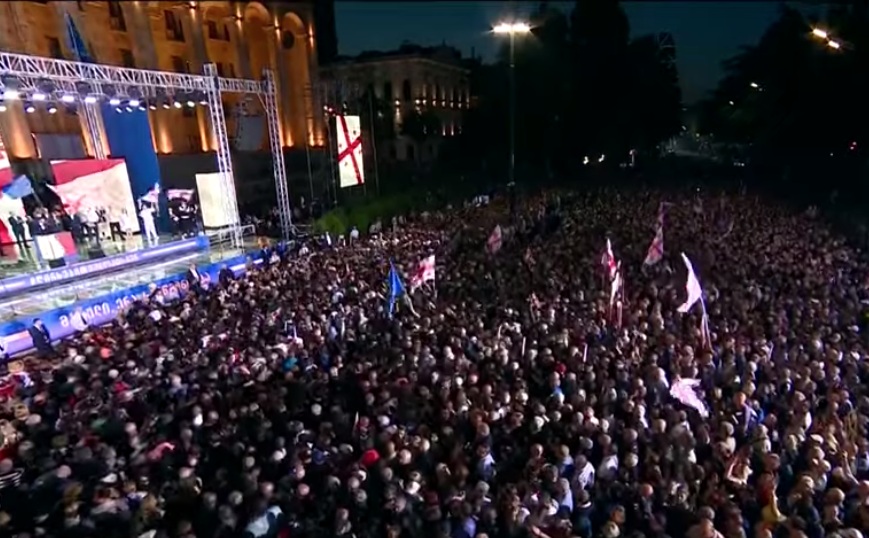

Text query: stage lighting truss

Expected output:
[0,51,294,245]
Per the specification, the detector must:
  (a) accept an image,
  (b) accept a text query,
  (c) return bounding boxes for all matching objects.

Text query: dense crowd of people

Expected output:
[1,186,868,538]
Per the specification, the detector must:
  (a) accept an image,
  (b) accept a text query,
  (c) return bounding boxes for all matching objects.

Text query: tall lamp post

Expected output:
[493,22,531,186]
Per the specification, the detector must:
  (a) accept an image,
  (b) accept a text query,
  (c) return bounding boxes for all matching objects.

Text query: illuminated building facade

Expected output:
[0,0,324,159]
[320,45,470,163]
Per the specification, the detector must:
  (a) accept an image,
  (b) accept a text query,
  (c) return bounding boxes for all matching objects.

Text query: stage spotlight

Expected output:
[162,99,172,110]
[128,98,140,108]
[60,94,76,103]
[186,96,195,108]
[173,100,183,109]
[115,106,123,113]
[148,101,157,110]
[1,75,20,100]
[0,101,7,112]
[198,93,208,106]
[32,92,47,102]
[84,95,97,104]
[47,103,58,114]
[125,106,133,113]
[24,102,35,113]
[138,102,147,112]
[109,97,121,106]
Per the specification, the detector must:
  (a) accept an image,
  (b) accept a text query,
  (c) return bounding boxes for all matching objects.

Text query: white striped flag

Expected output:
[677,252,712,348]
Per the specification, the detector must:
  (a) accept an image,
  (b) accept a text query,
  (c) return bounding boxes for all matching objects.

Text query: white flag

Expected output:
[677,253,703,313]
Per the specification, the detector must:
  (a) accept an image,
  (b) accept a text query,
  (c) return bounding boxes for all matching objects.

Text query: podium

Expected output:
[34,232,77,266]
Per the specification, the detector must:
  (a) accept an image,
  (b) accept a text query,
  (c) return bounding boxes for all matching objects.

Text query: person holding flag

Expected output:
[387,260,404,319]
[409,255,436,292]
[677,253,712,348]
[644,203,665,266]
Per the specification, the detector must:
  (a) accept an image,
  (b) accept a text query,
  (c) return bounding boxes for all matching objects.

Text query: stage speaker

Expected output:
[87,246,106,260]
[47,258,66,268]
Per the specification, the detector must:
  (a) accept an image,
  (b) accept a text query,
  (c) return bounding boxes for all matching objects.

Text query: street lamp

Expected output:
[493,21,531,186]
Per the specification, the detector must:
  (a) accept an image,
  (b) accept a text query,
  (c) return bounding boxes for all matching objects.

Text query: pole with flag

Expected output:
[644,203,665,266]
[387,260,404,319]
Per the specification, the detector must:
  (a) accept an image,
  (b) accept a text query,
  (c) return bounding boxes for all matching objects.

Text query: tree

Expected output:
[701,5,869,192]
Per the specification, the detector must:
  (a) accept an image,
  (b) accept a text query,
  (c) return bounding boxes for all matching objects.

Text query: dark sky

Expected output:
[334,2,821,103]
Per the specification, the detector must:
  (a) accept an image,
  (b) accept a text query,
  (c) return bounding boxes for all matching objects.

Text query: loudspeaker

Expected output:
[47,258,66,268]
[87,246,106,259]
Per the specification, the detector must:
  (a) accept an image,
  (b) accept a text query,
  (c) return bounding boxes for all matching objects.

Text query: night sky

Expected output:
[334,2,821,103]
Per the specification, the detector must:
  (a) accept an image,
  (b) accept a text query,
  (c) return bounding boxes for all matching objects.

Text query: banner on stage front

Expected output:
[195,172,239,229]
[335,115,365,188]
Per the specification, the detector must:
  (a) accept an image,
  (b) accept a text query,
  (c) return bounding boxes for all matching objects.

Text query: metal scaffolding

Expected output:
[0,51,293,246]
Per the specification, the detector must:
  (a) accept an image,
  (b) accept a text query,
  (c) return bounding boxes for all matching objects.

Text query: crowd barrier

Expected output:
[0,235,210,300]
[0,250,264,357]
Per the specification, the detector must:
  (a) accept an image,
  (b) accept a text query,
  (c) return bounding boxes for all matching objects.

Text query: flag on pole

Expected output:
[387,261,404,318]
[670,378,709,417]
[601,238,618,279]
[1,175,34,199]
[644,204,666,266]
[487,225,503,254]
[610,261,622,308]
[409,255,436,291]
[676,253,703,313]
[139,182,161,205]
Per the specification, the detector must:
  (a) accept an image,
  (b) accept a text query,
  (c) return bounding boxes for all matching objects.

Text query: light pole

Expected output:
[493,22,531,186]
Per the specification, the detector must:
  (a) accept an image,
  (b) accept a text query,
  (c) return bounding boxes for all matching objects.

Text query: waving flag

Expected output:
[1,175,33,199]
[387,261,404,318]
[644,204,665,266]
[670,378,708,417]
[487,225,503,254]
[609,261,622,308]
[601,238,618,279]
[139,182,161,205]
[410,255,436,291]
[676,253,703,313]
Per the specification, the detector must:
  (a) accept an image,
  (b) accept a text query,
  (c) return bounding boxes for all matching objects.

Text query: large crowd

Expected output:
[0,187,868,538]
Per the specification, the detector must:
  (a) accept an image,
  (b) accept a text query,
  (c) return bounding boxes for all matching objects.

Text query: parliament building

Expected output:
[0,1,330,160]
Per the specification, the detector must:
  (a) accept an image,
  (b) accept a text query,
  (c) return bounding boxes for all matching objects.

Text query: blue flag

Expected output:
[2,175,34,199]
[64,12,95,64]
[387,261,404,318]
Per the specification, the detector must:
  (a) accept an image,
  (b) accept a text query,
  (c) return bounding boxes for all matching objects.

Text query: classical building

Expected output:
[319,44,471,163]
[0,0,324,160]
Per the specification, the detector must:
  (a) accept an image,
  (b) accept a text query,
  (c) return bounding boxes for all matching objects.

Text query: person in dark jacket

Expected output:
[27,318,52,357]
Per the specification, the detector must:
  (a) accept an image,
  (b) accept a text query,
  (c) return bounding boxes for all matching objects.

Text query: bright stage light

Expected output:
[32,92,46,101]
[47,104,57,114]
[2,90,19,100]
[128,99,140,107]
[60,94,75,103]
[109,97,121,106]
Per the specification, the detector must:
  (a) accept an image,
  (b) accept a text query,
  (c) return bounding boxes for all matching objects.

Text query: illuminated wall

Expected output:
[0,1,324,159]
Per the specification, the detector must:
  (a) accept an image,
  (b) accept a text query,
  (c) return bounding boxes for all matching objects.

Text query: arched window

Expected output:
[281,31,295,50]
[402,79,412,102]
[383,81,393,100]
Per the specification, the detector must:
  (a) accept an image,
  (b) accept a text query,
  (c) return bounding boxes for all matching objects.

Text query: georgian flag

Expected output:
[410,255,436,290]
[601,238,617,279]
[677,253,703,313]
[644,204,666,266]
[487,225,503,254]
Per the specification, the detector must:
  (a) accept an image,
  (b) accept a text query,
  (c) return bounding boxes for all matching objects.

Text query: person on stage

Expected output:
[8,213,27,250]
[139,202,159,246]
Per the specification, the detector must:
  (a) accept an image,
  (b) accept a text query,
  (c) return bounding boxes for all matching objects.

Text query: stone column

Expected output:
[264,25,288,148]
[122,1,170,154]
[228,9,253,79]
[0,2,36,159]
[304,22,324,146]
[178,4,214,151]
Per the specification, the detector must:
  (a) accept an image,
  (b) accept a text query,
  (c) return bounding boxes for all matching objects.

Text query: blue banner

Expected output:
[0,252,264,357]
[0,236,209,300]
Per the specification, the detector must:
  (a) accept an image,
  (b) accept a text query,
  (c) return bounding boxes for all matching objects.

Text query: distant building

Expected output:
[319,44,471,163]
[0,1,325,160]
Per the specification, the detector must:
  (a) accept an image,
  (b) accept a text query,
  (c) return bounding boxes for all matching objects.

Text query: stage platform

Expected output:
[0,235,258,323]
[0,234,173,279]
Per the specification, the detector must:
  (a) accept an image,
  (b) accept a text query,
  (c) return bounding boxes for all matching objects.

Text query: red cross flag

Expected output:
[336,115,365,188]
[487,225,503,254]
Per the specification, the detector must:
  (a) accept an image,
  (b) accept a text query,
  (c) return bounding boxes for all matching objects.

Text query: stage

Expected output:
[0,242,250,322]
